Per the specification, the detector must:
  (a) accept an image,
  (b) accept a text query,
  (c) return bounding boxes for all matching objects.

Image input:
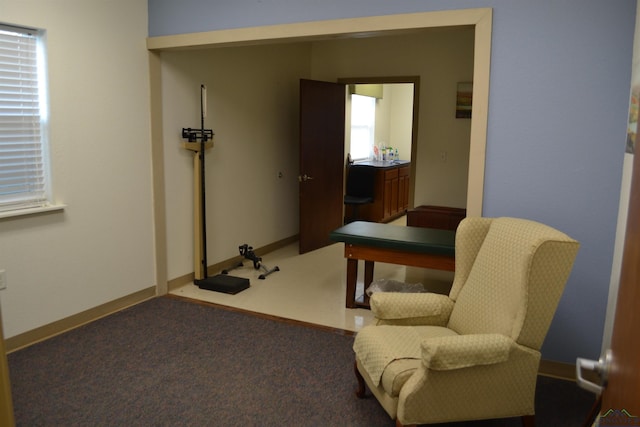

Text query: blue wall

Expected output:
[148,0,637,363]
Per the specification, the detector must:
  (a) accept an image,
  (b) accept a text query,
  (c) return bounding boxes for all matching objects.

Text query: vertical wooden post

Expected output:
[182,141,213,280]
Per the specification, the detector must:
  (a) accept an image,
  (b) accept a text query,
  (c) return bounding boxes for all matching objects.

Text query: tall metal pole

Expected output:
[198,84,208,278]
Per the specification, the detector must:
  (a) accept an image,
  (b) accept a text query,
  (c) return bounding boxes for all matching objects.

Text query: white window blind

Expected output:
[349,94,376,160]
[0,24,49,213]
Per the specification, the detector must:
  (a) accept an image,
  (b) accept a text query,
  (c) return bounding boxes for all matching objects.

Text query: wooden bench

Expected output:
[329,221,455,308]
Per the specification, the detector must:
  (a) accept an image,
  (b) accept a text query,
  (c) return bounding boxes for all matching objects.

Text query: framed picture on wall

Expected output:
[456,82,473,119]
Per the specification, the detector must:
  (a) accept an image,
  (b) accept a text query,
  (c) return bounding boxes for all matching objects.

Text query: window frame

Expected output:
[0,22,59,218]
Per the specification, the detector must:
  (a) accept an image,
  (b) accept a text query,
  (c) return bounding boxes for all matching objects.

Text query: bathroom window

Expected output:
[349,94,376,161]
[0,23,51,214]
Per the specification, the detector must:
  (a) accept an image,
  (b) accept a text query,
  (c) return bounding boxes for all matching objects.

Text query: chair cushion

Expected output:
[447,217,578,346]
[448,219,532,338]
[381,358,422,397]
[353,325,458,389]
[344,195,374,205]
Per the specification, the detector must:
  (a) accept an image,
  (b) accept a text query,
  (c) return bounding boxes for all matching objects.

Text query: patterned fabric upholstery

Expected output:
[448,217,493,301]
[353,325,457,385]
[421,333,513,370]
[353,217,579,425]
[370,292,454,326]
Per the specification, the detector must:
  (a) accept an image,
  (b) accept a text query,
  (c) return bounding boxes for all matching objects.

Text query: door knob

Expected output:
[576,349,611,395]
[298,174,314,182]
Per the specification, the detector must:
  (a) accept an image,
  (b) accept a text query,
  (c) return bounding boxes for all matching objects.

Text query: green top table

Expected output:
[330,221,456,308]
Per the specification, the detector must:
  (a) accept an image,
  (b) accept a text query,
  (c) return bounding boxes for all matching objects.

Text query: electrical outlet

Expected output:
[0,270,6,290]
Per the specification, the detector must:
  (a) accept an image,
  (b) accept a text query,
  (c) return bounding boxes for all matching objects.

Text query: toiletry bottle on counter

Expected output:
[395,148,399,160]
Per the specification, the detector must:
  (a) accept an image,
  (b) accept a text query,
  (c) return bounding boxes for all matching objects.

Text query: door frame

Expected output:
[339,76,420,209]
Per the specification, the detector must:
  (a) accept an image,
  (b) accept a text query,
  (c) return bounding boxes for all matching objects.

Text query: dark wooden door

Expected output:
[299,79,345,254]
[600,145,640,422]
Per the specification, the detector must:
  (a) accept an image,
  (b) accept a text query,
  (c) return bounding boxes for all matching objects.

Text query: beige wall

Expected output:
[387,84,414,162]
[160,28,474,282]
[0,0,155,338]
[310,28,474,208]
[161,44,311,280]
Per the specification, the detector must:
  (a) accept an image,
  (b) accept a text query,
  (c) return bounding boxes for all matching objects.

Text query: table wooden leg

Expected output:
[346,258,358,308]
[364,260,374,306]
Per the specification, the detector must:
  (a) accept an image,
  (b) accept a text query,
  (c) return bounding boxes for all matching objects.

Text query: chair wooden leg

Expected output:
[521,415,535,427]
[354,361,367,398]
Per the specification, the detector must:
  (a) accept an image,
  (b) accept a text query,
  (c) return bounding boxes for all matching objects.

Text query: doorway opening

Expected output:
[340,77,420,209]
[147,8,492,291]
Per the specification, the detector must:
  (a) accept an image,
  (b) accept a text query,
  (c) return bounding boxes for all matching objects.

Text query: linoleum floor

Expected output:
[171,216,454,332]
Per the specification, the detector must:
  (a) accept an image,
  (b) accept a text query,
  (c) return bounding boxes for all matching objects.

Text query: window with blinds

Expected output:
[349,94,376,161]
[0,23,50,213]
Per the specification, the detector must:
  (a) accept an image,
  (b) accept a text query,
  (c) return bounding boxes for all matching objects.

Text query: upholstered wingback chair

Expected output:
[353,217,579,427]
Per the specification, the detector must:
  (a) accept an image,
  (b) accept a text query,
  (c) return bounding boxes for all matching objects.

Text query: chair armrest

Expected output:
[421,333,514,370]
[370,293,454,326]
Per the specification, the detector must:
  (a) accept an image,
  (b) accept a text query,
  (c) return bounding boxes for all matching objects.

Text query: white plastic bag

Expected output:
[365,278,426,296]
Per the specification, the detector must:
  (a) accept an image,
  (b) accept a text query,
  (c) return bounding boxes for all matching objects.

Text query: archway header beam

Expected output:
[146,9,491,52]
